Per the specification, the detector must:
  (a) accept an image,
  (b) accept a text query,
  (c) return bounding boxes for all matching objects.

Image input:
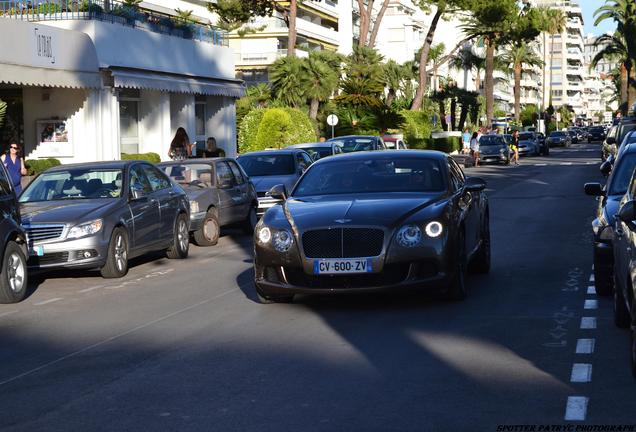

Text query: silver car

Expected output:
[19,161,190,278]
[159,158,258,246]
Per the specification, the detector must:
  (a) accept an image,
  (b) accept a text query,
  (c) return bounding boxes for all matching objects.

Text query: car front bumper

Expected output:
[480,154,508,164]
[189,210,207,232]
[27,235,110,271]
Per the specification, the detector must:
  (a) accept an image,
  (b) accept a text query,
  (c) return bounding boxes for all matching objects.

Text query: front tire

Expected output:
[100,228,129,278]
[614,276,630,328]
[470,212,491,274]
[445,230,467,301]
[193,209,219,247]
[0,241,27,303]
[593,263,613,296]
[167,213,189,259]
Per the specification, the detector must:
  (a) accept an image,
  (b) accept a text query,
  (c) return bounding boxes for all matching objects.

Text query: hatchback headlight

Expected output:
[273,230,293,252]
[190,201,199,213]
[67,219,103,239]
[397,224,422,247]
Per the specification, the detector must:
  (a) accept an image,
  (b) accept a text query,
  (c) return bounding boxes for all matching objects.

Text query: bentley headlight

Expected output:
[67,219,103,240]
[190,200,199,213]
[397,224,422,247]
[257,226,272,243]
[425,221,443,238]
[273,230,293,252]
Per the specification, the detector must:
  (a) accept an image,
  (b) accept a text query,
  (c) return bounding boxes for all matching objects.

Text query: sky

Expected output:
[581,0,617,36]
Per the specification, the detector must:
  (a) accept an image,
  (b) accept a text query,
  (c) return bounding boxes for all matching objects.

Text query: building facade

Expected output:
[0,2,243,164]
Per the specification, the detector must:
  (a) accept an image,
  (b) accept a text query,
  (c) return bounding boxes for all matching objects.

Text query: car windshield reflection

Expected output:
[20,169,123,202]
[161,164,212,187]
[293,157,445,197]
[238,155,295,176]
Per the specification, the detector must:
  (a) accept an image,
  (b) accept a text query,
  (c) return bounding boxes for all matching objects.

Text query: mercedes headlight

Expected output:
[397,224,422,247]
[425,221,443,238]
[257,226,272,243]
[67,219,103,239]
[273,230,293,252]
[190,200,199,213]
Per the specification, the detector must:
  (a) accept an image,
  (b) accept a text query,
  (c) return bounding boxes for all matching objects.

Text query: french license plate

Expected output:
[313,258,373,275]
[29,246,44,257]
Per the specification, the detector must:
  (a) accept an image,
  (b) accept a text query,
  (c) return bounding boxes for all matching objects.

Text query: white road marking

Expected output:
[589,274,595,282]
[534,163,547,166]
[587,161,596,165]
[580,317,597,329]
[33,298,63,306]
[561,162,573,166]
[584,299,598,310]
[565,396,589,421]
[570,363,593,382]
[78,285,104,293]
[575,339,595,354]
[0,310,18,318]
[0,286,240,387]
[587,286,596,295]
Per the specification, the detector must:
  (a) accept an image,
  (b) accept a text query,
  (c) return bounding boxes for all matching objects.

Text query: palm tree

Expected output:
[595,0,636,108]
[269,56,307,108]
[336,46,385,109]
[428,43,446,92]
[544,8,565,109]
[245,83,272,108]
[383,60,415,107]
[501,43,544,121]
[450,46,486,93]
[301,51,340,119]
[591,32,631,114]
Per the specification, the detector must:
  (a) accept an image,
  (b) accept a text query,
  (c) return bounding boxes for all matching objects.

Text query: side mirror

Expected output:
[617,200,636,224]
[266,184,287,201]
[600,161,612,177]
[606,137,617,145]
[584,182,605,197]
[465,177,486,192]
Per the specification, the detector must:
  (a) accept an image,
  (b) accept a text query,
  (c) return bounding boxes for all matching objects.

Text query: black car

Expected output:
[0,163,28,304]
[478,135,510,164]
[287,142,343,161]
[608,168,636,376]
[547,131,571,147]
[588,126,606,143]
[19,161,190,278]
[584,143,636,295]
[567,130,579,144]
[237,149,313,218]
[327,135,387,153]
[253,151,490,303]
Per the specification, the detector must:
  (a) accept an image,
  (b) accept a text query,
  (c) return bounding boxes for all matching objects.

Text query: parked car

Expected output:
[584,142,636,296]
[517,132,541,156]
[547,131,571,147]
[158,158,258,246]
[607,167,636,376]
[237,149,313,218]
[382,134,408,150]
[327,135,387,152]
[18,161,190,278]
[567,129,579,144]
[614,117,636,158]
[602,125,619,161]
[287,142,343,161]
[588,126,606,143]
[0,163,28,304]
[253,150,490,303]
[478,135,510,165]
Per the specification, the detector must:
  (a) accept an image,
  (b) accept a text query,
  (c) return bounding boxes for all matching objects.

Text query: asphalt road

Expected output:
[0,143,632,431]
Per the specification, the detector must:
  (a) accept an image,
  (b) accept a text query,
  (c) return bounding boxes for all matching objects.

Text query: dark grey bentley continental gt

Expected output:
[253,150,490,303]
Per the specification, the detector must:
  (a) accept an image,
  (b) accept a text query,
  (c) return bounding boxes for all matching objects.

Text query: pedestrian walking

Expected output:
[470,132,480,167]
[510,130,520,166]
[462,128,471,154]
[1,142,27,195]
[169,127,192,160]
[200,137,225,158]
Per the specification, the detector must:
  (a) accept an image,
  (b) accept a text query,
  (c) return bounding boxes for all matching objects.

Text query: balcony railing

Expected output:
[0,0,228,46]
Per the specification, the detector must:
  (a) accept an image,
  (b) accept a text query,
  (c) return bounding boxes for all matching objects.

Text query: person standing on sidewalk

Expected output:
[510,130,520,166]
[1,142,27,195]
[462,128,471,154]
[470,132,480,167]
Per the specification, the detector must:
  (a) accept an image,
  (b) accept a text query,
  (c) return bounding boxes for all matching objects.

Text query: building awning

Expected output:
[110,69,245,98]
[0,19,101,89]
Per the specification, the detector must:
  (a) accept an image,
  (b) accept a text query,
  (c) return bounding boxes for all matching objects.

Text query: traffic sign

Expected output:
[327,114,339,126]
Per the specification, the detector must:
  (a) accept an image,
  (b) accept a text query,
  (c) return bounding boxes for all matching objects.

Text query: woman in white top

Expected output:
[469,132,480,167]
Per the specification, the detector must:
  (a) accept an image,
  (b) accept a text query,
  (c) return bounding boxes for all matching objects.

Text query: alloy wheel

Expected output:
[114,233,127,272]
[178,219,189,252]
[7,252,25,293]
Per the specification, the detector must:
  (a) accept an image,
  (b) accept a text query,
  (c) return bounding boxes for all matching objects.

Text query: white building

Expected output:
[0,3,242,164]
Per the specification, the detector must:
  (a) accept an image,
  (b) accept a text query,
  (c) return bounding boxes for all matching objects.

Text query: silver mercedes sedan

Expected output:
[19,160,190,278]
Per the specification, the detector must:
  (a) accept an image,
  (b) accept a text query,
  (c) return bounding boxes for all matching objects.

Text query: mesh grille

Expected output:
[28,252,69,266]
[302,228,384,258]
[25,225,65,243]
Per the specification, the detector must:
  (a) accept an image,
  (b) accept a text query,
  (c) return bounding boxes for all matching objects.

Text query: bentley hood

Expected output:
[283,193,445,231]
[251,175,298,194]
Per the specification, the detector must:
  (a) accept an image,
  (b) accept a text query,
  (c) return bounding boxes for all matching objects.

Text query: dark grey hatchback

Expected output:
[19,161,190,278]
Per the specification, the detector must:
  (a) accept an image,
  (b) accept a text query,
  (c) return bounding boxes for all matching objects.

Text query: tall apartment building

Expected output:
[583,34,619,116]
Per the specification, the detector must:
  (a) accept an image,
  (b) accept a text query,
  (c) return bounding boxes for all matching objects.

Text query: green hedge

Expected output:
[400,110,433,145]
[403,136,462,154]
[121,152,161,163]
[239,107,317,153]
[25,158,61,176]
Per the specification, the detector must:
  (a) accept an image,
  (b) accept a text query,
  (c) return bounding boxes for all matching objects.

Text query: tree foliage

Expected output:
[239,107,316,152]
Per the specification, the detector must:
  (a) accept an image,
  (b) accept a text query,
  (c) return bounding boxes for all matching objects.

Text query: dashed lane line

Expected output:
[589,274,595,282]
[565,396,589,421]
[575,339,595,354]
[77,285,104,294]
[587,286,595,295]
[33,298,63,306]
[0,310,18,319]
[580,317,597,329]
[570,363,593,383]
[584,299,598,310]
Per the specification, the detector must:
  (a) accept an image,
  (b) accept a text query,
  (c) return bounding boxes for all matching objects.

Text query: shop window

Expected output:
[195,98,206,138]
[119,99,139,155]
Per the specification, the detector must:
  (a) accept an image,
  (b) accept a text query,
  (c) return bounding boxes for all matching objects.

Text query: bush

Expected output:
[25,158,61,176]
[79,0,104,14]
[239,107,316,153]
[121,152,161,163]
[431,136,462,153]
[400,110,433,146]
